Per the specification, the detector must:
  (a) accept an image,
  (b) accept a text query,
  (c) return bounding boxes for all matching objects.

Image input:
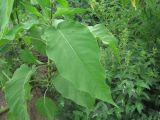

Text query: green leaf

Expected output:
[23,2,42,17]
[135,102,143,114]
[89,24,118,45]
[3,24,23,40]
[0,72,6,88]
[56,0,69,8]
[136,80,150,89]
[0,39,10,47]
[54,8,87,17]
[36,0,50,8]
[89,24,120,61]
[120,0,129,6]
[0,0,14,30]
[43,21,115,106]
[35,97,58,120]
[36,0,50,18]
[2,19,38,41]
[30,0,38,5]
[4,64,36,120]
[0,60,11,88]
[29,26,46,54]
[53,74,95,109]
[22,19,38,30]
[19,49,37,64]
[0,19,38,48]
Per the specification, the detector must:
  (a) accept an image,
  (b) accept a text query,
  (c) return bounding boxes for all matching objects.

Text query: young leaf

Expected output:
[43,21,116,106]
[22,19,39,30]
[56,0,69,8]
[54,8,87,17]
[4,64,35,120]
[30,0,38,5]
[0,72,7,88]
[2,19,38,41]
[36,0,50,8]
[29,26,46,54]
[3,24,23,40]
[23,2,42,17]
[131,0,137,10]
[0,0,14,30]
[19,49,37,64]
[135,102,143,114]
[120,0,129,6]
[136,80,150,89]
[36,0,50,18]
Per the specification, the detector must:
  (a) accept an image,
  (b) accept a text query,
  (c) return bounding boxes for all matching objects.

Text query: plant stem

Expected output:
[50,1,53,24]
[0,106,9,115]
[47,59,52,81]
[2,71,11,80]
[15,0,19,24]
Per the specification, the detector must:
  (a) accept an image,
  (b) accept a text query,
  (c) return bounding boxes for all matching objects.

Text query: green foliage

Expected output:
[5,64,35,120]
[0,0,117,119]
[35,96,58,120]
[80,0,160,119]
[57,0,69,8]
[54,8,87,17]
[89,24,118,45]
[19,49,37,64]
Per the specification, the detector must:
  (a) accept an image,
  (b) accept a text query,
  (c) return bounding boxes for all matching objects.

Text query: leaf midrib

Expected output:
[57,29,104,86]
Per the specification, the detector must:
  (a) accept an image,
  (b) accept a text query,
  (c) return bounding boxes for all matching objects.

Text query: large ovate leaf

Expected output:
[53,74,95,109]
[0,0,14,30]
[43,21,115,106]
[4,64,36,120]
